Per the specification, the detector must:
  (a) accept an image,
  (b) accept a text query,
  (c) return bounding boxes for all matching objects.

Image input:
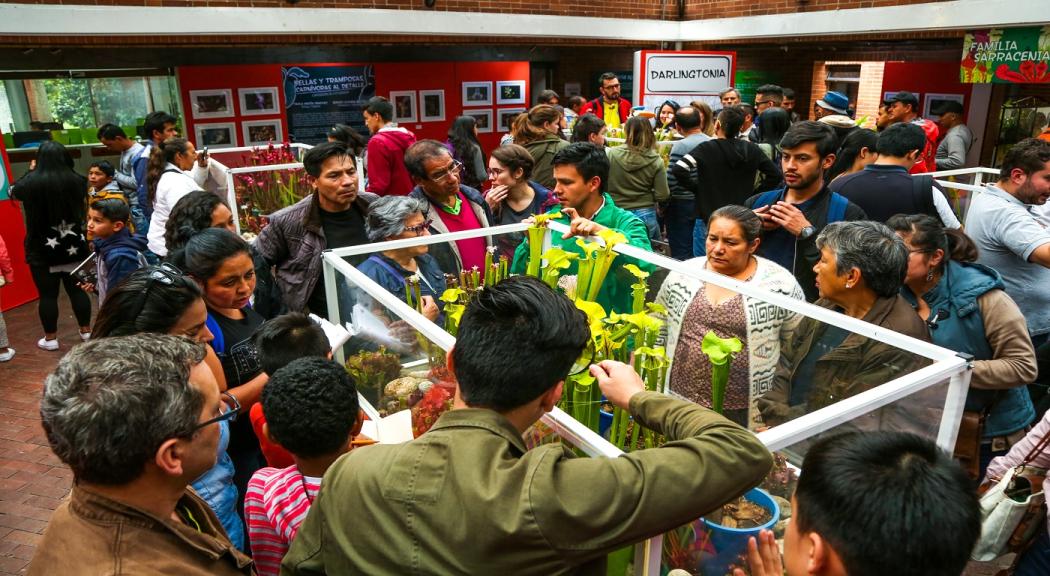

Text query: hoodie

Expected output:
[670,138,780,220]
[606,146,670,210]
[366,126,417,197]
[93,228,147,304]
[522,134,569,191]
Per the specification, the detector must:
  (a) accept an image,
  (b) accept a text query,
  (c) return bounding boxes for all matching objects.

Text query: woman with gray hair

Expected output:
[758,220,931,426]
[356,195,446,322]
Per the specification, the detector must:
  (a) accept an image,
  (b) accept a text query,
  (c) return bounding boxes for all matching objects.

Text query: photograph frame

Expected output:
[194,122,238,149]
[420,90,446,123]
[189,89,234,120]
[238,87,280,117]
[923,93,965,122]
[463,109,493,133]
[390,90,417,124]
[496,80,526,105]
[241,119,284,146]
[462,81,493,107]
[497,107,526,133]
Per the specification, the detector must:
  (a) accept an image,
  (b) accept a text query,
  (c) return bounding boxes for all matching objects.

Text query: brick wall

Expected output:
[808,60,884,122]
[683,0,951,20]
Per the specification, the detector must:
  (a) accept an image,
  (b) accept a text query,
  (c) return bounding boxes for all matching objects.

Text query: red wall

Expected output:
[177,64,287,156]
[882,61,974,122]
[0,128,37,311]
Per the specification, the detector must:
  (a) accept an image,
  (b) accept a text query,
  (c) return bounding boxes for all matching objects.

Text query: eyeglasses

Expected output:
[487,166,506,179]
[131,263,185,320]
[602,83,620,90]
[755,100,774,107]
[403,219,433,235]
[429,160,463,184]
[194,392,240,431]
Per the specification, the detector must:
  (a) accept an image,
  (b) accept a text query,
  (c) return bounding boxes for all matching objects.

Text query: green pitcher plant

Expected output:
[700,330,744,416]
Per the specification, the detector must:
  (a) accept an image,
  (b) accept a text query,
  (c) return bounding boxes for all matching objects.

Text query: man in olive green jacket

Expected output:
[282,277,773,576]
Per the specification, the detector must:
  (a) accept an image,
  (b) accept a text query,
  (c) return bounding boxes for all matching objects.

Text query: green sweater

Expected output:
[606,146,670,210]
[281,392,773,576]
[523,134,570,191]
[510,194,655,314]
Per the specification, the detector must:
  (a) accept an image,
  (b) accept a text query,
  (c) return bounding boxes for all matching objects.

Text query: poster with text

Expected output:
[283,64,375,144]
[961,26,1050,84]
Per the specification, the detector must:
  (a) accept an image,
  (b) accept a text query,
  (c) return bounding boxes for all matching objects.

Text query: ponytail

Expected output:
[147,137,191,209]
[514,105,562,146]
[944,228,978,263]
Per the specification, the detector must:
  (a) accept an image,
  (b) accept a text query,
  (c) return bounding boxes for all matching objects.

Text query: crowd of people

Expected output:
[5,71,1050,576]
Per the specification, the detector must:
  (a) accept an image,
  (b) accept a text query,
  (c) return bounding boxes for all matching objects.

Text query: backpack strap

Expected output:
[752,188,784,209]
[827,192,849,223]
[206,312,225,355]
[912,174,938,219]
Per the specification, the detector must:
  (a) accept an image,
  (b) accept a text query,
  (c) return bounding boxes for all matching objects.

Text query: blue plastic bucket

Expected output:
[697,488,780,575]
[598,408,614,439]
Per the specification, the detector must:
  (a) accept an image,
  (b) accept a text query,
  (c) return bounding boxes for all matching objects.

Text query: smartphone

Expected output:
[199,147,209,163]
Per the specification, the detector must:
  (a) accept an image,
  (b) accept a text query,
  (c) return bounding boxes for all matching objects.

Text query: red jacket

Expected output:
[250,402,295,469]
[366,126,417,196]
[579,97,632,125]
[0,233,12,280]
[909,118,940,174]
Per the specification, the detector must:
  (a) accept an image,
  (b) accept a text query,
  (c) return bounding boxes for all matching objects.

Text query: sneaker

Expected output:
[37,338,59,351]
[79,332,91,342]
[0,349,14,362]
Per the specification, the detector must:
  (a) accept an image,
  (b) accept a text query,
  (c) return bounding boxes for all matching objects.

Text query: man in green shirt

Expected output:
[511,142,655,314]
[282,277,773,576]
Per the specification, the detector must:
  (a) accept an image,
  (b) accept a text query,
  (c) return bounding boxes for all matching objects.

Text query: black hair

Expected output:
[999,138,1050,182]
[364,96,394,122]
[886,213,978,265]
[567,95,586,110]
[709,205,762,243]
[655,100,681,127]
[941,101,964,115]
[876,122,926,158]
[262,357,360,458]
[782,87,796,100]
[536,89,560,105]
[552,142,610,193]
[674,107,702,131]
[452,276,589,411]
[146,137,191,208]
[827,128,878,182]
[781,120,838,157]
[404,139,451,180]
[165,190,230,253]
[716,106,745,138]
[168,227,251,282]
[89,198,130,224]
[17,140,86,227]
[96,124,127,140]
[302,141,354,179]
[758,107,791,147]
[447,116,484,186]
[738,103,756,120]
[794,431,980,576]
[254,313,331,376]
[755,84,784,104]
[599,72,618,85]
[571,113,606,144]
[143,111,177,143]
[327,124,368,156]
[92,266,203,338]
[89,160,116,178]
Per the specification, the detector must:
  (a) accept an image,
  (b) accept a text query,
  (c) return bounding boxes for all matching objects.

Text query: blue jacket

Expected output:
[902,260,1035,438]
[356,253,448,326]
[93,228,147,304]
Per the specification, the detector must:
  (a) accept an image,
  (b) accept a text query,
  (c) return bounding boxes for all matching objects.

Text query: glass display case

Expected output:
[208,143,314,238]
[321,221,971,576]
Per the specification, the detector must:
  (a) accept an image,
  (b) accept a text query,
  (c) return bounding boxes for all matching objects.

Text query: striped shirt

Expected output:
[244,466,321,576]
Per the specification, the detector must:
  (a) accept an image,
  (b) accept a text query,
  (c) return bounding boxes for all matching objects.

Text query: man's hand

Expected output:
[561,207,607,239]
[768,201,812,237]
[590,360,644,410]
[78,282,96,294]
[485,185,509,213]
[732,529,783,576]
[753,205,780,231]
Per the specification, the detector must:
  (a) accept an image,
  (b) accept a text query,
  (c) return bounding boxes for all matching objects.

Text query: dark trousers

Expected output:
[28,264,92,334]
[1016,527,1050,576]
[664,198,696,261]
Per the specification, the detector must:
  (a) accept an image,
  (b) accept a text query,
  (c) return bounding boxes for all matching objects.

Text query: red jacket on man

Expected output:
[579,97,632,125]
[366,126,417,196]
[909,118,940,174]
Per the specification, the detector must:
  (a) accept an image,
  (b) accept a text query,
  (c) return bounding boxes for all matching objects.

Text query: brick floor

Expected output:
[0,296,87,576]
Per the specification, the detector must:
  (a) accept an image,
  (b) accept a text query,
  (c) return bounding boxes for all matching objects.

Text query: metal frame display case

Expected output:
[321,220,971,576]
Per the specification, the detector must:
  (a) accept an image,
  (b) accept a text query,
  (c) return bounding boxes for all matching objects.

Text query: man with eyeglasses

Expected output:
[578,72,632,130]
[256,141,378,315]
[31,334,253,575]
[750,84,784,143]
[405,139,492,276]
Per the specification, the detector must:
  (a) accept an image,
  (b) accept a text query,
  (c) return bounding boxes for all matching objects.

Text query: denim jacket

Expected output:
[191,420,244,551]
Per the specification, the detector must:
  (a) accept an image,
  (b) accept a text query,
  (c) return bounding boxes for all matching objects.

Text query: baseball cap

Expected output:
[816,91,849,115]
[884,91,920,109]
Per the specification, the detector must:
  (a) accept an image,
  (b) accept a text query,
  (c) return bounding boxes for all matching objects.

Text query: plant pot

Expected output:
[599,408,614,439]
[697,488,779,575]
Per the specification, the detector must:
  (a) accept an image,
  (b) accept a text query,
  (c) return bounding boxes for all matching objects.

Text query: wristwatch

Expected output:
[799,225,816,240]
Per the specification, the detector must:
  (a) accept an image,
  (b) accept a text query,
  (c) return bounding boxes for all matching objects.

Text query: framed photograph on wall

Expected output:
[464,109,493,133]
[242,119,284,146]
[497,108,526,133]
[238,87,280,116]
[923,93,965,122]
[194,122,238,149]
[189,89,234,120]
[391,91,417,124]
[496,80,526,105]
[420,90,445,123]
[462,82,492,107]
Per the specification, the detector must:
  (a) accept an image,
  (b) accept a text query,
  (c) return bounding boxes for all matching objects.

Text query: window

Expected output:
[0,82,13,133]
[19,74,179,130]
[825,64,861,112]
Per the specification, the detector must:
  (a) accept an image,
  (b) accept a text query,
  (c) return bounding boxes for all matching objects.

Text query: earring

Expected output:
[845,282,853,289]
[926,268,934,282]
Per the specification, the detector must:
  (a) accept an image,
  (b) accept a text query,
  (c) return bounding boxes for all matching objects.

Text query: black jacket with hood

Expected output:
[670,138,781,220]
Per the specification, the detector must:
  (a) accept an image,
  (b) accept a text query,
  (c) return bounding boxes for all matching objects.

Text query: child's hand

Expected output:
[732,529,783,576]
[79,282,96,293]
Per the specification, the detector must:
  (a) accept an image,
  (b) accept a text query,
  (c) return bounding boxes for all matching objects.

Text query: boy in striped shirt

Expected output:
[243,357,362,576]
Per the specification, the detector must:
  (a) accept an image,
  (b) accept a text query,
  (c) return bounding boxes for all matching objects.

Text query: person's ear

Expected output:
[351,409,365,437]
[540,381,564,413]
[821,153,837,170]
[807,531,832,574]
[907,149,922,163]
[112,220,126,232]
[748,237,761,255]
[846,266,862,288]
[512,167,525,182]
[262,422,278,445]
[929,248,946,269]
[587,176,602,196]
[154,437,187,477]
[445,348,455,374]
